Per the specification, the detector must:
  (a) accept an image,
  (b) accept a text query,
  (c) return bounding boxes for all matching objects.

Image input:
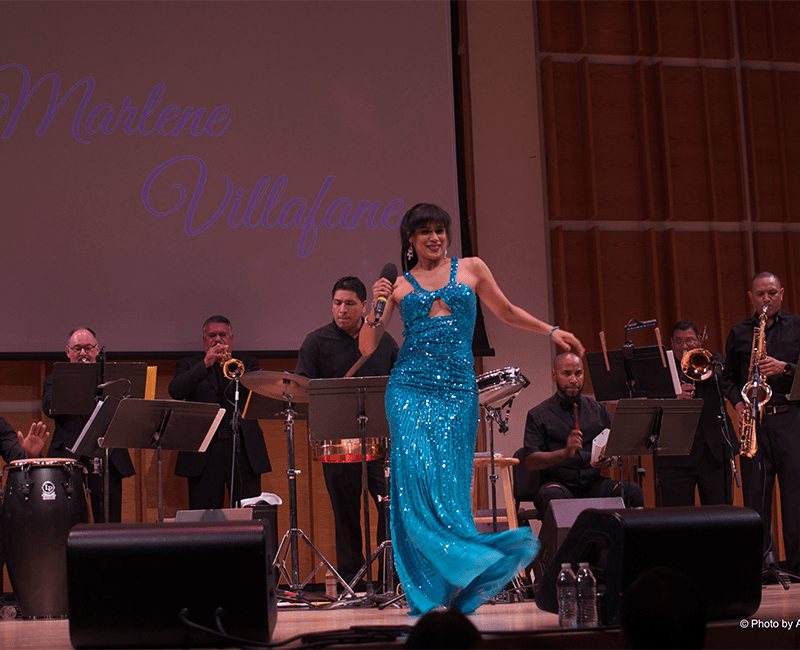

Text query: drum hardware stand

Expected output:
[337,411,397,607]
[481,397,530,603]
[482,396,517,533]
[273,403,355,601]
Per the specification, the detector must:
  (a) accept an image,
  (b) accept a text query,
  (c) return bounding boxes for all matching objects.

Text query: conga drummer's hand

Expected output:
[551,329,586,357]
[18,421,50,458]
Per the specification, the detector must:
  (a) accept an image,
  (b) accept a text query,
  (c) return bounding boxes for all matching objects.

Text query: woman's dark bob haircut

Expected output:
[399,203,452,272]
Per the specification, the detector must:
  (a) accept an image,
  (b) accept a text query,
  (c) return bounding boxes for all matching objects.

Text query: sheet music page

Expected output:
[198,408,226,453]
[666,350,681,396]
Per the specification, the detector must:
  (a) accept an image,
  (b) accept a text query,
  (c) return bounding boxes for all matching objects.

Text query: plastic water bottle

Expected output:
[576,562,598,628]
[556,563,578,628]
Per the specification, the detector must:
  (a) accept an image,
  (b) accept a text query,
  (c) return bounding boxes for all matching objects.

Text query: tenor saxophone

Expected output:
[739,305,772,458]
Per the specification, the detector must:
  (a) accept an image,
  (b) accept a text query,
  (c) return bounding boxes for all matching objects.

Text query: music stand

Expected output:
[74,398,224,522]
[586,346,680,401]
[790,353,800,401]
[58,362,148,521]
[50,362,148,414]
[307,376,392,605]
[606,398,702,506]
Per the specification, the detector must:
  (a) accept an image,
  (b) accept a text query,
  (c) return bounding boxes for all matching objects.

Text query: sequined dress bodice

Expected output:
[389,257,476,394]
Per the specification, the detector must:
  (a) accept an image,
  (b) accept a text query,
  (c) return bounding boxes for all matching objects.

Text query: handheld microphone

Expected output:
[373,263,398,322]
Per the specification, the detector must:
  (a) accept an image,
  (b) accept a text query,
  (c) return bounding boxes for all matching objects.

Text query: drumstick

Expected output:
[701,325,708,343]
[600,331,610,371]
[344,353,372,378]
[654,327,667,367]
[573,403,580,431]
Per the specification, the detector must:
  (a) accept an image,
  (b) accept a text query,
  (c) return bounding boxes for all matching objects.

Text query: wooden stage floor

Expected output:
[1,583,800,649]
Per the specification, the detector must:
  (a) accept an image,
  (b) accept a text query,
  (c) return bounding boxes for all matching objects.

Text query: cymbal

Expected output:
[241,370,310,403]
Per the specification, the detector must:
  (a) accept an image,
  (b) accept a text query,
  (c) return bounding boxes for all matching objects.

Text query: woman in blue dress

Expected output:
[359,204,584,615]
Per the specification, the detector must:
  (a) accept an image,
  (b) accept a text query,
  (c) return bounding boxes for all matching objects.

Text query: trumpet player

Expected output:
[659,321,737,507]
[169,315,272,509]
[721,272,800,576]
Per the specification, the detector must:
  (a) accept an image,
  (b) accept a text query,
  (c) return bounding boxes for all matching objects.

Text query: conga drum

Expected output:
[2,458,89,618]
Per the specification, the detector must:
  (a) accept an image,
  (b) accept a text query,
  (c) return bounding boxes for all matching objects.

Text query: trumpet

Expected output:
[218,347,245,380]
[740,305,772,458]
[680,347,716,382]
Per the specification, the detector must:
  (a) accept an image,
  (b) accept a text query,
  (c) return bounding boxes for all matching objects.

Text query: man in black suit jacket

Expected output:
[42,327,135,522]
[170,315,271,509]
[659,320,738,506]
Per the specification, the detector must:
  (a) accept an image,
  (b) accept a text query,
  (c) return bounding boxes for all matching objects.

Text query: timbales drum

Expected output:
[2,458,89,618]
[311,438,384,463]
[476,366,530,408]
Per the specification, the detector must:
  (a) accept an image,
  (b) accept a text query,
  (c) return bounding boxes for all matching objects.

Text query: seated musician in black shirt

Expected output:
[523,352,644,515]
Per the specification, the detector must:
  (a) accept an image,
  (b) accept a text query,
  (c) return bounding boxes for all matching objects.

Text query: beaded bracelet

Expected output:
[548,325,560,340]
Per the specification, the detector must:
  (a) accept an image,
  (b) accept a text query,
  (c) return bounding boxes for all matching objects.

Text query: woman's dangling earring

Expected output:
[407,244,414,261]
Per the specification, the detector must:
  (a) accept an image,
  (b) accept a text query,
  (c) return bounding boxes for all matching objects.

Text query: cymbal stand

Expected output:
[482,397,516,533]
[273,403,356,601]
[483,398,527,600]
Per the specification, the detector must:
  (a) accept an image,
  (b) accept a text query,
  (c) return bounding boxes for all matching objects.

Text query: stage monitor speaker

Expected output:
[534,505,763,625]
[67,520,276,649]
[533,497,624,580]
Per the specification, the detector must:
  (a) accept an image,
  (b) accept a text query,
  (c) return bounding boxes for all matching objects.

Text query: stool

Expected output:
[472,454,519,530]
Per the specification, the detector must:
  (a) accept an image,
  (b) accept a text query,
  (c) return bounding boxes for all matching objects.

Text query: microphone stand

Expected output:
[708,362,741,492]
[98,347,111,523]
[229,371,242,509]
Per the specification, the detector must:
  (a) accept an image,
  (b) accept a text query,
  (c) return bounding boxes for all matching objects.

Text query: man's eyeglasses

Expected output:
[69,344,98,353]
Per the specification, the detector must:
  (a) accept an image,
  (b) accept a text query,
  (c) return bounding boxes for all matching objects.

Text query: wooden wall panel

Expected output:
[537,0,588,54]
[589,64,643,220]
[739,1,774,62]
[582,0,642,56]
[663,67,711,221]
[753,232,798,315]
[780,72,800,223]
[549,61,591,220]
[707,67,747,222]
[550,229,602,352]
[772,1,800,62]
[656,0,704,58]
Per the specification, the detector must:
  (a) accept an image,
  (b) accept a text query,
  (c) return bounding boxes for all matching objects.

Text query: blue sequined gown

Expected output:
[385,257,539,615]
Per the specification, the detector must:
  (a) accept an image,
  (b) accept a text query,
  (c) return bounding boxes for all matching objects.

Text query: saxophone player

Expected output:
[721,272,800,576]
